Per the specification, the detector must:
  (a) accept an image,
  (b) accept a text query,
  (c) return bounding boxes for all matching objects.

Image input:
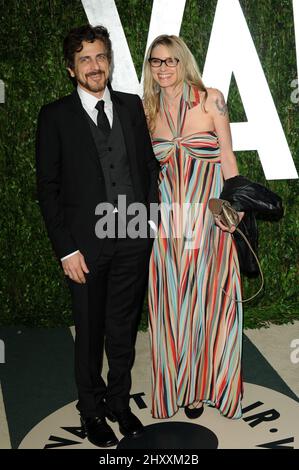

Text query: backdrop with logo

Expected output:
[0,0,298,328]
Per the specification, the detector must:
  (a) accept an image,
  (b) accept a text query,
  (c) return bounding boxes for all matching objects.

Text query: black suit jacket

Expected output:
[36,88,159,266]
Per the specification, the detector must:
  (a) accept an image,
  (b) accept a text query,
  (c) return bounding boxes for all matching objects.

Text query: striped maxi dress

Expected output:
[148,84,243,419]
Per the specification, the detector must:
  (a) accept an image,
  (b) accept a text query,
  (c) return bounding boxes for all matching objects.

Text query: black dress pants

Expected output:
[67,236,151,418]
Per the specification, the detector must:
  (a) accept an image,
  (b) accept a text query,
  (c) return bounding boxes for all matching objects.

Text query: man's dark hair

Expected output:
[63,24,112,69]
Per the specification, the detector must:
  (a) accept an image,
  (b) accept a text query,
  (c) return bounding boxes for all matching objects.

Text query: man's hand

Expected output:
[62,251,89,284]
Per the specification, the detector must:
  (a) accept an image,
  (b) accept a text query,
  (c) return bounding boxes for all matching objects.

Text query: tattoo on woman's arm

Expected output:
[215,97,228,116]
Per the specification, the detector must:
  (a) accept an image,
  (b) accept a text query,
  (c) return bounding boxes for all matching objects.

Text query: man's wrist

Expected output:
[61,250,79,261]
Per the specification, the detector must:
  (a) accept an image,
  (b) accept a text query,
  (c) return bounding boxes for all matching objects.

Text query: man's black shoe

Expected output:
[105,407,144,437]
[80,415,118,447]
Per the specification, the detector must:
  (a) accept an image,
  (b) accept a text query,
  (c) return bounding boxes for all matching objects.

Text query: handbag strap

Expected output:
[215,227,264,303]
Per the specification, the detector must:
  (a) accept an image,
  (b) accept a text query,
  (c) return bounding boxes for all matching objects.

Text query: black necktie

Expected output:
[95,100,110,139]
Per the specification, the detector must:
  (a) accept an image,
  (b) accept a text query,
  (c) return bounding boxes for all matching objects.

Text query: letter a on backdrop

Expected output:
[203,0,298,179]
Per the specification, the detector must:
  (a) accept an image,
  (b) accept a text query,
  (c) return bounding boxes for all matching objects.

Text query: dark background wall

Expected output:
[0,0,298,328]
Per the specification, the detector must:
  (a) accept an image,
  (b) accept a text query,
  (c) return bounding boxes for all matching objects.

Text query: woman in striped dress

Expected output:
[143,35,244,420]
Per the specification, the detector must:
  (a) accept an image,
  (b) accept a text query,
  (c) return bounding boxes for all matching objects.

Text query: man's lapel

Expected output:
[110,90,140,192]
[65,90,102,174]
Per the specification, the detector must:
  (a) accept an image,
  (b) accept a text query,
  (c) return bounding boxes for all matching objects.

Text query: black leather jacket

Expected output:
[220,176,283,276]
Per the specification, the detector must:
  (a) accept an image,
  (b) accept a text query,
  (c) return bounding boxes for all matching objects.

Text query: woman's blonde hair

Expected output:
[143,35,207,133]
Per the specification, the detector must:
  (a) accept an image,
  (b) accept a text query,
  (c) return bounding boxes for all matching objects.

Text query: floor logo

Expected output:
[19,383,299,449]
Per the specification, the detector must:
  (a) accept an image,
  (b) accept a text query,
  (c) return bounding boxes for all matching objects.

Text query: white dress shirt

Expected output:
[77,84,113,127]
[61,85,113,262]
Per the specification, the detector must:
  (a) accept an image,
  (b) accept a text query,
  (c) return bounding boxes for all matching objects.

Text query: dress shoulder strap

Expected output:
[160,83,201,138]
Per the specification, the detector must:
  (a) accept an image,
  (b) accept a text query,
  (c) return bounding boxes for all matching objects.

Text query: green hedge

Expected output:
[0,0,298,328]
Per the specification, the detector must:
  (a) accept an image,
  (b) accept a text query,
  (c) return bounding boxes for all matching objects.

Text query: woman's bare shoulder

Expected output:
[205,87,225,102]
[204,88,227,115]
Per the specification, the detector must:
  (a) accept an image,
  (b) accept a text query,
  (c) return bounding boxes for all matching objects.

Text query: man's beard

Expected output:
[78,70,107,93]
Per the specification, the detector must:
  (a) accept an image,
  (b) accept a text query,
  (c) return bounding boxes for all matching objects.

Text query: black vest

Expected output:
[86,107,136,207]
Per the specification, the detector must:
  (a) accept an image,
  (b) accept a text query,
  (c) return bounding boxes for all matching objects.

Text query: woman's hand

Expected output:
[214,211,244,233]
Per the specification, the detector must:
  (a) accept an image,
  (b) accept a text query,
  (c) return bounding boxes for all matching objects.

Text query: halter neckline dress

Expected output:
[148,84,243,419]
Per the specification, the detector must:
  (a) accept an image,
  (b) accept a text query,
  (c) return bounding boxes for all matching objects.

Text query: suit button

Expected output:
[112,182,116,187]
[110,164,114,169]
[108,147,112,151]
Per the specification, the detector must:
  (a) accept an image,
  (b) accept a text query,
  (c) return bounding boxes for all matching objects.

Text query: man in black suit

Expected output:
[36,24,159,447]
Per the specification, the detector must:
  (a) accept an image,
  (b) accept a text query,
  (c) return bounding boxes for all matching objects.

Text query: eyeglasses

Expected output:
[148,57,179,68]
